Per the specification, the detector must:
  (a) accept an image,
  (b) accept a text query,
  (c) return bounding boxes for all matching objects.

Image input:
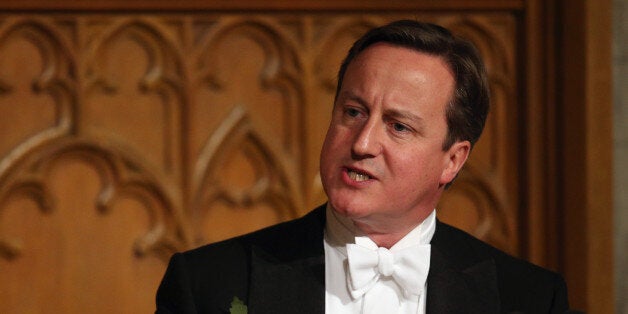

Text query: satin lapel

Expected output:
[249,249,325,314]
[247,206,327,314]
[426,223,500,314]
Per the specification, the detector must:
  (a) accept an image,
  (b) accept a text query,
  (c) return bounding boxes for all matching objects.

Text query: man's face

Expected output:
[320,43,470,235]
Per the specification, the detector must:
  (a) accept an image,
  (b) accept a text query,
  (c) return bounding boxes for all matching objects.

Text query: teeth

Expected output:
[348,170,370,181]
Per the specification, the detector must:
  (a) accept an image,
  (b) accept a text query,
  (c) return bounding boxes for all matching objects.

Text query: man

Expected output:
[156,20,569,313]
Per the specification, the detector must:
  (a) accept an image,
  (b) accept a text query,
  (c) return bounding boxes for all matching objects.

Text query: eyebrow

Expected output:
[384,109,423,125]
[339,90,425,125]
[339,91,368,107]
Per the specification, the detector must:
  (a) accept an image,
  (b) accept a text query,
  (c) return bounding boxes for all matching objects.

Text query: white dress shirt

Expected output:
[324,205,436,314]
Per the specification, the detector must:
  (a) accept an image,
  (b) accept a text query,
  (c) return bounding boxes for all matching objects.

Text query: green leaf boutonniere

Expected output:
[229,296,248,314]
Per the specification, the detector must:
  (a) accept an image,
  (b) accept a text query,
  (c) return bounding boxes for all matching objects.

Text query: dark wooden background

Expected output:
[0,1,613,313]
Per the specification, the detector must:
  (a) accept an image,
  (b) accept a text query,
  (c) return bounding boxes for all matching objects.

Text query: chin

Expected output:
[329,197,369,219]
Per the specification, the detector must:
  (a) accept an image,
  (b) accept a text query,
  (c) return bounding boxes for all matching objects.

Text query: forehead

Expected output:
[347,42,453,80]
[339,43,455,111]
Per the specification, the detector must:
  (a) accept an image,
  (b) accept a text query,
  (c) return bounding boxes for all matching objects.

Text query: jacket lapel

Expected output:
[247,206,326,314]
[249,249,324,313]
[426,221,500,314]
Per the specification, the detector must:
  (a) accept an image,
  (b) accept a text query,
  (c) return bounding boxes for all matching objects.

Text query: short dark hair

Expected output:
[335,20,490,150]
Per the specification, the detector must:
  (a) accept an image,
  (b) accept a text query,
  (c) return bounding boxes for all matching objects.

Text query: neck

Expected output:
[326,204,435,249]
[351,210,434,249]
[363,232,407,249]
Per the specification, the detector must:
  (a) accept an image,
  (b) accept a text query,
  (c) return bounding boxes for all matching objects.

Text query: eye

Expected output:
[391,122,409,132]
[345,107,360,117]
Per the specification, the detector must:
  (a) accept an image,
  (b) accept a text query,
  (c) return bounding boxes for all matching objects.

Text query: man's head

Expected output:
[319,20,490,245]
[335,20,489,150]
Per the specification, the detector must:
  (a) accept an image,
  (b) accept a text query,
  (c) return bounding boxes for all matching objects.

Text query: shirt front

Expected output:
[324,205,436,314]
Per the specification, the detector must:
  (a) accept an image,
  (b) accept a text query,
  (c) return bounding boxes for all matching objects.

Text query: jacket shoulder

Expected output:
[156,205,326,313]
[433,221,569,312]
[182,204,326,265]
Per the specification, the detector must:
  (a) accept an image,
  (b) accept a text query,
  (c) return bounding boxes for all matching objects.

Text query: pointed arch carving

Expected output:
[0,18,76,115]
[83,19,185,175]
[0,137,191,261]
[84,18,185,97]
[196,18,302,91]
[438,162,513,253]
[0,18,76,185]
[192,106,302,243]
[195,18,304,158]
[313,17,383,92]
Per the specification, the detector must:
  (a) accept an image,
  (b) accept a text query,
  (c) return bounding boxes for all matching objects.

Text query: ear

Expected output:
[439,141,471,186]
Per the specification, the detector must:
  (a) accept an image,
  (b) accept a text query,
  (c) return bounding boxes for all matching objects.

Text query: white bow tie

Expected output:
[346,240,431,300]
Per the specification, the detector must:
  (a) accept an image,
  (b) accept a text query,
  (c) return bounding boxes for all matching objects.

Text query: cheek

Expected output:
[320,127,345,171]
[389,150,442,183]
[322,125,350,152]
[320,131,336,162]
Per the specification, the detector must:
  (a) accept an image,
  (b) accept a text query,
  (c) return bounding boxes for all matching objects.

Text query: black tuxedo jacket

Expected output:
[156,205,569,313]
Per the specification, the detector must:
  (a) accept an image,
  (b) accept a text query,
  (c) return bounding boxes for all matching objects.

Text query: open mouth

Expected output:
[347,169,371,182]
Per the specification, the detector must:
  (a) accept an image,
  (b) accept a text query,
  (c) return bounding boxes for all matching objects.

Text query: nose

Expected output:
[351,118,383,158]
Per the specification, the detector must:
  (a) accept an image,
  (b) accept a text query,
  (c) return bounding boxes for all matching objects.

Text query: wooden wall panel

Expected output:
[0,1,614,313]
[0,13,520,312]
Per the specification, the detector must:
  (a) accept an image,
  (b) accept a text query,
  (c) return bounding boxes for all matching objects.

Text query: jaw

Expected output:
[327,183,442,230]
